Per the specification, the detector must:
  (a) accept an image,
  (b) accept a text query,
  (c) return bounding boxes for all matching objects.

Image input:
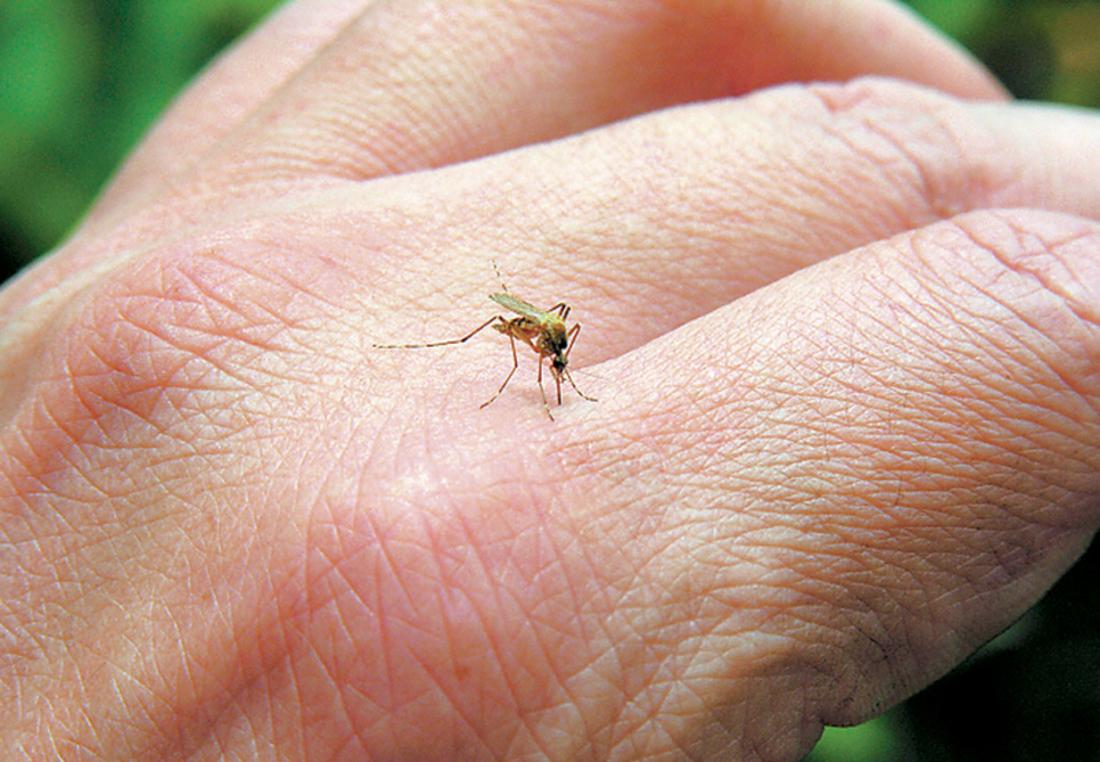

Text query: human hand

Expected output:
[2,1,1098,759]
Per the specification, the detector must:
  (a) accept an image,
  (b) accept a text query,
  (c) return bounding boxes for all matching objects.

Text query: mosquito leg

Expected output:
[373,315,503,349]
[480,332,520,409]
[560,323,596,402]
[545,302,570,319]
[564,322,582,359]
[536,355,554,421]
[565,368,597,402]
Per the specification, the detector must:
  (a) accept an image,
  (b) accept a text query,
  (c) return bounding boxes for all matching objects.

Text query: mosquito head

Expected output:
[550,351,568,379]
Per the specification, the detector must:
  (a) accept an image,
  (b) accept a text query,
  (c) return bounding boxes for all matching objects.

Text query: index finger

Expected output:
[84,0,1004,235]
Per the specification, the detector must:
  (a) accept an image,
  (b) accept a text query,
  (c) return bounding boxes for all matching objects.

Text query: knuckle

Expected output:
[61,245,307,433]
[949,208,1100,408]
[948,208,1100,333]
[805,76,1009,220]
[906,208,1100,450]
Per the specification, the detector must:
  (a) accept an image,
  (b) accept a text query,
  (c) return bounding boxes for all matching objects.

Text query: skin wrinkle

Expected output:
[865,97,952,220]
[809,450,1056,593]
[814,80,1016,224]
[181,660,289,761]
[577,556,670,753]
[849,237,1082,472]
[438,513,534,731]
[88,0,376,202]
[959,216,1100,392]
[508,535,597,750]
[108,292,285,395]
[608,597,699,751]
[509,523,626,755]
[912,251,1089,423]
[594,521,792,752]
[280,644,307,762]
[328,576,380,759]
[305,455,589,756]
[286,646,357,760]
[79,90,919,371]
[181,570,314,756]
[203,2,556,189]
[921,220,1100,462]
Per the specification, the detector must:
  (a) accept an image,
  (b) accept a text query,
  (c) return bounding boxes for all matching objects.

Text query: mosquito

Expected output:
[373,264,597,420]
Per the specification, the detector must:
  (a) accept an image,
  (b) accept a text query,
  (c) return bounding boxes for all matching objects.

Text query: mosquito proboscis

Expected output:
[373,264,597,420]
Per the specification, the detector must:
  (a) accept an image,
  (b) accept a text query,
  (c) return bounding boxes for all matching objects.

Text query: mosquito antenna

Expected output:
[491,260,510,294]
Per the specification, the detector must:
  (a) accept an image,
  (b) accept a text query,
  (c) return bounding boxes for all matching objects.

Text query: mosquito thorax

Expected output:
[544,322,568,351]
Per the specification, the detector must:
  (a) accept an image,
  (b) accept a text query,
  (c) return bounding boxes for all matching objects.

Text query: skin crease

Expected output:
[1,1,1099,760]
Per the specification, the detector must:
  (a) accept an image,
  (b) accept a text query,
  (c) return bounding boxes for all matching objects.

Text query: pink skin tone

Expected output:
[2,1,1099,759]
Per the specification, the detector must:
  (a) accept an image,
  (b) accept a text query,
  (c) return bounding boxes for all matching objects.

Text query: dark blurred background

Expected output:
[1,1,1097,759]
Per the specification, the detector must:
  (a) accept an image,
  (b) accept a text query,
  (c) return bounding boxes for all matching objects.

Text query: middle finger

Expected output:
[362,78,1100,367]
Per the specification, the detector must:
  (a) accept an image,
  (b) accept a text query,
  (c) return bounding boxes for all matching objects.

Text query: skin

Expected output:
[1,0,1099,759]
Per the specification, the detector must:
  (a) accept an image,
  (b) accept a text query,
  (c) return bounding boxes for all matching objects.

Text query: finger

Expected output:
[172,0,1002,194]
[6,77,1085,352]
[23,2,1000,311]
[363,79,1100,368]
[576,209,1100,754]
[82,0,372,230]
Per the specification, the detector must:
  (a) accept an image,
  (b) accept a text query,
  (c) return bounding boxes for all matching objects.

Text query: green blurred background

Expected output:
[0,1,1097,759]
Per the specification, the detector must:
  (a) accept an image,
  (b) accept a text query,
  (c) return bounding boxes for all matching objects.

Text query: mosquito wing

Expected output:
[490,292,549,321]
